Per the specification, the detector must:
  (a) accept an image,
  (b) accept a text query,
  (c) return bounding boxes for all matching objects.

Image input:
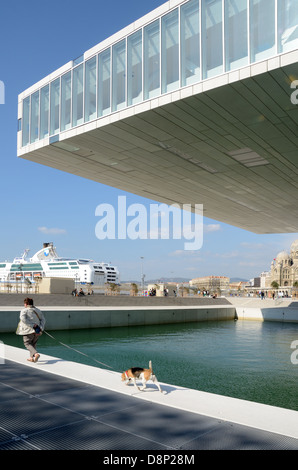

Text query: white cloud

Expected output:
[214,250,239,259]
[170,250,198,256]
[240,242,266,249]
[204,224,221,232]
[38,226,67,235]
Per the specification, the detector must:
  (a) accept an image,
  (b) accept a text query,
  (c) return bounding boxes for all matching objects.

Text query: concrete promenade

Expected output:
[1,344,298,450]
[1,294,298,450]
[0,293,231,307]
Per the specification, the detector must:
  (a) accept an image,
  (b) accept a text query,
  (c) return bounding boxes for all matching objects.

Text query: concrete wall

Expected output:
[0,306,235,333]
[235,307,298,322]
[38,278,75,294]
[227,297,298,322]
[2,302,298,333]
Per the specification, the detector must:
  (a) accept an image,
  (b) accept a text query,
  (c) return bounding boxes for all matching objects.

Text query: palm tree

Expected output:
[130,283,138,296]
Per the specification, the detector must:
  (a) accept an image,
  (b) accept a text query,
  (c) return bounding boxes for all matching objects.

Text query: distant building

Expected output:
[269,239,298,288]
[229,281,248,293]
[189,276,230,292]
[260,271,271,288]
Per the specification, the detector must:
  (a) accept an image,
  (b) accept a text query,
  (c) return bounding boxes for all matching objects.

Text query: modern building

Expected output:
[260,271,271,288]
[17,0,298,234]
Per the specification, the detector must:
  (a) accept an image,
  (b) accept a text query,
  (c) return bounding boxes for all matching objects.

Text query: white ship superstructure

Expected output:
[0,243,119,286]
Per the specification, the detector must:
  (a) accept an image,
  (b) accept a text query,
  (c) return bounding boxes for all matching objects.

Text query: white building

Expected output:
[17,0,298,235]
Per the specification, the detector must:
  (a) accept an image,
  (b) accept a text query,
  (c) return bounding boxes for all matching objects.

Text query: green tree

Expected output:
[130,283,138,296]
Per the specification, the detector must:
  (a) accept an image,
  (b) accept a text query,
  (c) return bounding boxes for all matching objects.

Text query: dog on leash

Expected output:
[121,360,163,393]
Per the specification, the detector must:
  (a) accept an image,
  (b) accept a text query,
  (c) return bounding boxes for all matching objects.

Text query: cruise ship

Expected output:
[0,243,120,286]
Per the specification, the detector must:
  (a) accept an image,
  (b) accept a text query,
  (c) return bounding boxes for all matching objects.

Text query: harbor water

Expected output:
[2,319,298,411]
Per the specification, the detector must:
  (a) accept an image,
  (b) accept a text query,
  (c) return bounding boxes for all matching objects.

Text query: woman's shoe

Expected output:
[34,354,40,363]
[27,357,34,362]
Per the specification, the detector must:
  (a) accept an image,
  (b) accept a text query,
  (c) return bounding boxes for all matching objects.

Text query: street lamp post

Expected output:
[140,257,145,294]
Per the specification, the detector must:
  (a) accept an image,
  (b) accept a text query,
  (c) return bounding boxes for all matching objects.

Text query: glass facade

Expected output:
[278,0,298,53]
[161,9,179,93]
[202,0,223,78]
[22,96,30,147]
[144,20,160,99]
[85,56,97,122]
[20,0,298,146]
[112,40,126,111]
[250,0,276,62]
[225,0,248,71]
[98,49,111,116]
[61,72,71,131]
[127,30,143,106]
[72,64,84,126]
[30,91,40,143]
[181,0,200,86]
[40,85,49,139]
[50,79,60,136]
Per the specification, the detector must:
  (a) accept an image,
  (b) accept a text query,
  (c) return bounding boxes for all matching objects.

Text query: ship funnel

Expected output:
[31,242,58,261]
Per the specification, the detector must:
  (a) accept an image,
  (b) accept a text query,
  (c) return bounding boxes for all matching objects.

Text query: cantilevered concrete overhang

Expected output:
[18,52,298,234]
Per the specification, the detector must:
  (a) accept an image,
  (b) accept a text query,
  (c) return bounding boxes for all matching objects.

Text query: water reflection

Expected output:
[2,320,298,410]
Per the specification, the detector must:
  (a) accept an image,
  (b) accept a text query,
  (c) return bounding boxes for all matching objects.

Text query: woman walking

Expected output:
[16,297,46,362]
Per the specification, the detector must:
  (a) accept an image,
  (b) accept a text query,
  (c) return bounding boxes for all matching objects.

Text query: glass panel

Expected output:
[278,0,298,53]
[127,30,143,106]
[85,56,97,122]
[72,64,84,127]
[181,0,200,87]
[144,20,160,100]
[73,54,84,66]
[98,48,111,116]
[30,91,39,143]
[50,78,60,135]
[161,9,179,94]
[225,0,248,71]
[202,0,223,79]
[61,72,71,131]
[112,40,126,111]
[22,97,30,146]
[40,85,49,139]
[250,0,275,62]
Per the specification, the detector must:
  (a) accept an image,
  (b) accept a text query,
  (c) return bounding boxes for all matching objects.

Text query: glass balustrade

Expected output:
[19,0,298,147]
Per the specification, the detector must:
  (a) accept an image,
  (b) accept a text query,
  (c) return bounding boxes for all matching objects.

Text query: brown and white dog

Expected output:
[121,361,163,393]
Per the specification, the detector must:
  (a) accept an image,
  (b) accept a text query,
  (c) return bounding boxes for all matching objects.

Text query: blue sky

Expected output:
[0,0,297,282]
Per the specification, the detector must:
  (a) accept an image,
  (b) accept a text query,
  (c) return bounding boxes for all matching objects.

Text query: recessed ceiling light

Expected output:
[51,141,80,152]
[228,148,270,167]
[158,142,218,174]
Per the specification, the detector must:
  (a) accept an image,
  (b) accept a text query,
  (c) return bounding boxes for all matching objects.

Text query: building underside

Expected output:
[19,58,298,234]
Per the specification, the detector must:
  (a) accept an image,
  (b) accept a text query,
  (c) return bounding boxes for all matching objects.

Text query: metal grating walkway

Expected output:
[1,359,298,450]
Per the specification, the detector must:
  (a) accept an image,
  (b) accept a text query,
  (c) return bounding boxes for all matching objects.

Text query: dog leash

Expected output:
[42,330,114,370]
